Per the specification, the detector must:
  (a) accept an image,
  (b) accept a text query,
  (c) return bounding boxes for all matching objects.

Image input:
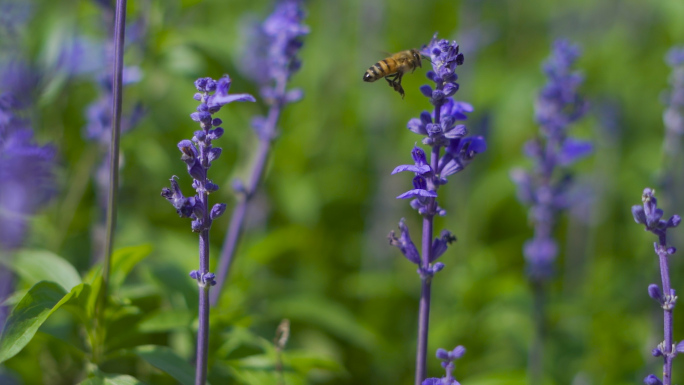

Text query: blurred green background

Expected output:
[5,0,684,383]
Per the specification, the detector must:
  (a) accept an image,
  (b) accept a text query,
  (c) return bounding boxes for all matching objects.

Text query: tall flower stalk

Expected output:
[388,33,486,385]
[161,76,255,385]
[633,189,682,385]
[510,39,591,385]
[211,0,308,305]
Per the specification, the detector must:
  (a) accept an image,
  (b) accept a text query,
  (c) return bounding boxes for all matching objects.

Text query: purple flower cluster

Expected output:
[421,346,466,385]
[0,61,55,252]
[632,188,681,385]
[388,33,485,385]
[161,75,254,385]
[510,39,591,281]
[241,0,308,121]
[389,33,486,278]
[161,75,254,242]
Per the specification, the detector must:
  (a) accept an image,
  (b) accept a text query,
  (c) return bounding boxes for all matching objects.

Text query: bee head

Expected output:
[412,49,422,68]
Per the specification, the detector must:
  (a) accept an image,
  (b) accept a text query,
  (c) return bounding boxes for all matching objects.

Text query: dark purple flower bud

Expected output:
[668,247,677,255]
[430,262,445,274]
[209,127,224,140]
[420,85,433,98]
[668,215,681,228]
[194,77,209,91]
[443,82,459,97]
[430,89,445,104]
[210,203,227,220]
[649,284,663,303]
[451,345,466,359]
[193,93,202,101]
[202,272,217,286]
[205,181,219,193]
[436,348,449,360]
[212,118,222,127]
[388,218,421,265]
[644,374,663,385]
[190,270,200,279]
[191,218,203,232]
[652,348,663,357]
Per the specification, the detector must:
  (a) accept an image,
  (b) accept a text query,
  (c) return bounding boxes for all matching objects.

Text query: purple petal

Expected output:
[397,189,438,199]
[558,138,592,166]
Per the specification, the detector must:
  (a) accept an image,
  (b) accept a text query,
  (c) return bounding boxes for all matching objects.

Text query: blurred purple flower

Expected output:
[0,128,56,251]
[663,46,684,150]
[240,0,308,97]
[511,39,591,281]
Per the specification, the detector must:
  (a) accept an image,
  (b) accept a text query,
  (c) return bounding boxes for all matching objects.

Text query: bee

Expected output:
[363,49,423,98]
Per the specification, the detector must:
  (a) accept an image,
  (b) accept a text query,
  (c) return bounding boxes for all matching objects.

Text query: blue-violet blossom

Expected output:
[510,39,591,281]
[388,33,485,385]
[633,188,681,385]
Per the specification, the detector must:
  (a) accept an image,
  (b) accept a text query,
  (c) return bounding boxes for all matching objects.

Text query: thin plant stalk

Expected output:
[210,0,309,305]
[96,0,126,348]
[210,78,286,306]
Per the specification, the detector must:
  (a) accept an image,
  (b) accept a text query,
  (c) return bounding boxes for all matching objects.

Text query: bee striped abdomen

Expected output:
[363,57,397,82]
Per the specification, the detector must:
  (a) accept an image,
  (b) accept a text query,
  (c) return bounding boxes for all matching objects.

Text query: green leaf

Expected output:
[132,345,207,385]
[138,309,193,333]
[0,281,88,363]
[79,372,147,385]
[110,245,153,290]
[9,249,81,292]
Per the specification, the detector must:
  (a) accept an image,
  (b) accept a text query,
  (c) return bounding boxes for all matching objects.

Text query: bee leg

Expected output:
[393,72,405,99]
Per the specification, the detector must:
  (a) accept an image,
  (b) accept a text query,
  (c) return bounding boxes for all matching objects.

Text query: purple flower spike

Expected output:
[162,76,254,385]
[387,32,486,384]
[634,188,680,385]
[512,39,591,283]
[388,219,421,265]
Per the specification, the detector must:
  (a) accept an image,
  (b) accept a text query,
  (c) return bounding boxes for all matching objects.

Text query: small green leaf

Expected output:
[110,245,153,289]
[9,249,81,292]
[79,372,147,385]
[132,345,207,385]
[0,281,88,363]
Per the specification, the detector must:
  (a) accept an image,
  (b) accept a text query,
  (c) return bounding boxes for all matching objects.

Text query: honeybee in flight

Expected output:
[363,49,423,98]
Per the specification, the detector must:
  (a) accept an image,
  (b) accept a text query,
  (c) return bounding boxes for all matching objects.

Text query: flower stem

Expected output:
[529,281,545,385]
[658,245,674,385]
[97,0,126,342]
[415,143,441,385]
[210,79,286,306]
[196,227,210,385]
